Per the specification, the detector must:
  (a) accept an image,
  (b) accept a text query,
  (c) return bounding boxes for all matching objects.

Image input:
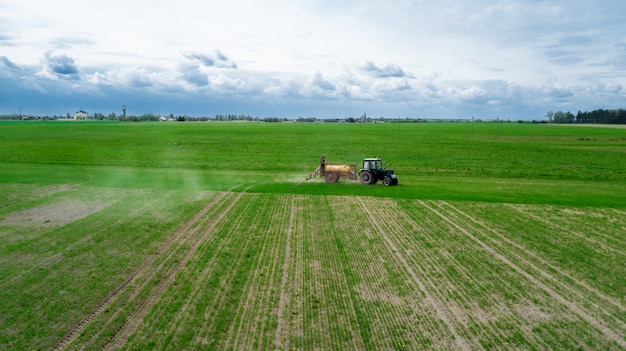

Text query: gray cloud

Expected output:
[590,54,626,71]
[51,36,95,49]
[127,73,152,88]
[180,64,209,86]
[0,56,19,70]
[0,33,13,46]
[359,61,408,78]
[560,35,594,47]
[186,53,215,66]
[540,35,596,66]
[310,72,335,91]
[184,50,237,69]
[44,51,79,78]
[544,50,586,65]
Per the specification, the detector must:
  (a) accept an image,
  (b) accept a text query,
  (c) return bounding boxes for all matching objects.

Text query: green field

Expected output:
[1,121,625,350]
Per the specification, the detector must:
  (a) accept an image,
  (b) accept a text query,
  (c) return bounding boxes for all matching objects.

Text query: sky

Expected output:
[1,0,625,120]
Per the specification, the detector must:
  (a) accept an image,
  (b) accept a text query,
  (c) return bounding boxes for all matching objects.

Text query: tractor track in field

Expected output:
[357,197,471,351]
[92,192,231,346]
[129,194,251,349]
[228,195,289,350]
[446,201,626,316]
[390,200,523,345]
[331,204,370,349]
[189,193,263,346]
[503,203,622,255]
[440,201,626,324]
[419,200,626,349]
[52,191,237,351]
[103,191,244,350]
[359,197,507,348]
[164,192,258,348]
[274,195,295,351]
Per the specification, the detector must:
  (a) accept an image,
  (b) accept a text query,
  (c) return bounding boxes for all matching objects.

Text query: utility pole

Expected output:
[472,116,475,138]
[497,116,500,137]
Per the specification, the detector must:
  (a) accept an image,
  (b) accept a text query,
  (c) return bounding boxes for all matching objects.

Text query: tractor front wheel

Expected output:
[383,176,392,186]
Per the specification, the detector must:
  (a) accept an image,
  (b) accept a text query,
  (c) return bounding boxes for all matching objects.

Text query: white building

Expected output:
[74,110,88,120]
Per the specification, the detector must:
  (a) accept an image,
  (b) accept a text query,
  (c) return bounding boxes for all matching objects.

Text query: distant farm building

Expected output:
[74,110,88,120]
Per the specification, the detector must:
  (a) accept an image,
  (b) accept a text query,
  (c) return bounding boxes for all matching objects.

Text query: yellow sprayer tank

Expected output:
[324,164,354,173]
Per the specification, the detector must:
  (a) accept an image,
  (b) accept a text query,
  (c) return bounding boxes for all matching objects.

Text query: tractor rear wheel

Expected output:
[324,172,339,183]
[370,174,379,184]
[359,171,373,184]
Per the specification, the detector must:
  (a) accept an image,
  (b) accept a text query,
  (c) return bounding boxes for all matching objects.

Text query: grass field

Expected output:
[0,121,625,350]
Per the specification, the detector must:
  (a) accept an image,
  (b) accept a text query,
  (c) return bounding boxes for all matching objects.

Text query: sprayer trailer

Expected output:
[319,156,357,183]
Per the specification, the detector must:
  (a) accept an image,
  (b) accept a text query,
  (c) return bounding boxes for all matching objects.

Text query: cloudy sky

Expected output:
[1,1,625,119]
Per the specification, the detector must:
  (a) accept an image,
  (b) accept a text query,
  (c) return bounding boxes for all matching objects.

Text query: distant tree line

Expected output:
[547,109,626,124]
[214,114,256,121]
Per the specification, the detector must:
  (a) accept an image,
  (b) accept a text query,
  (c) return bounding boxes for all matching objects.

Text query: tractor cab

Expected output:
[359,158,398,186]
[362,158,383,171]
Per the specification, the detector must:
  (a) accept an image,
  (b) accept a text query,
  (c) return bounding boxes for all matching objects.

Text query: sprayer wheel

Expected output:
[324,172,339,183]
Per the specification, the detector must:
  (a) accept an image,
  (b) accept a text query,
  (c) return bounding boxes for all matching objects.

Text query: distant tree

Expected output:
[552,111,575,124]
[141,113,157,121]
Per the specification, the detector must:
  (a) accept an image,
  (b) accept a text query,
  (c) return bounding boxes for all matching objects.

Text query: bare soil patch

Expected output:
[1,199,112,227]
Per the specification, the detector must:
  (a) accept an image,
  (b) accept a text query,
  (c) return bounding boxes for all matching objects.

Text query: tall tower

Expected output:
[122,105,126,118]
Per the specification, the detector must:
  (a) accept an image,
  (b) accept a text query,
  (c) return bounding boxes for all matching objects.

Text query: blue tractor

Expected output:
[359,158,398,186]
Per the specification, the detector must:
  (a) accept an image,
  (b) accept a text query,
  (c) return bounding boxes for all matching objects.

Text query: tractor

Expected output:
[291,156,398,188]
[359,158,398,186]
